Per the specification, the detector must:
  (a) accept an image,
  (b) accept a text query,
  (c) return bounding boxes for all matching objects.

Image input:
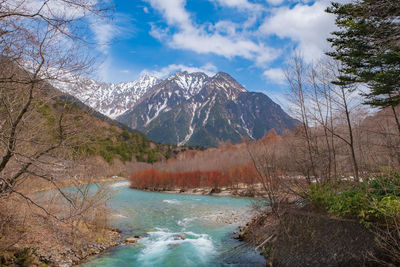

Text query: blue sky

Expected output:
[91,0,336,107]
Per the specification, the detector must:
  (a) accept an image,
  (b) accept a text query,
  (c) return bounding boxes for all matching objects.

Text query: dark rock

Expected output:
[173,234,186,240]
[124,237,138,244]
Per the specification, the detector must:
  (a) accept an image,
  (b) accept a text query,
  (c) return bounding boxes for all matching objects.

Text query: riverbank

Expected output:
[31,176,126,194]
[37,227,122,266]
[0,216,123,267]
[1,178,127,266]
[130,183,268,198]
[237,204,398,266]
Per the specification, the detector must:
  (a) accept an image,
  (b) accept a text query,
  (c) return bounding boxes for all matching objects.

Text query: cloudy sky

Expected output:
[93,0,336,106]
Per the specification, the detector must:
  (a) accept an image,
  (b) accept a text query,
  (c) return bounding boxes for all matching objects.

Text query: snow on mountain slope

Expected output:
[117,71,299,147]
[167,71,209,98]
[56,69,298,147]
[57,74,159,119]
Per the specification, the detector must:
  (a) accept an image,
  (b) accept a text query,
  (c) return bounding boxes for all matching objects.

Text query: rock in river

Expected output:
[124,237,138,244]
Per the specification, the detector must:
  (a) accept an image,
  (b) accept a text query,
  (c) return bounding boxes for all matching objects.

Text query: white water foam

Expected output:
[162,199,181,204]
[137,229,214,265]
[177,217,197,228]
[112,213,128,218]
[109,181,130,188]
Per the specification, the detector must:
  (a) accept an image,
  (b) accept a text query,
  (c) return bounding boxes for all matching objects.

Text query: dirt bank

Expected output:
[240,207,392,267]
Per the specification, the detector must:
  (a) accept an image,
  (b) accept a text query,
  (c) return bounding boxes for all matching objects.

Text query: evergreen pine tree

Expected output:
[327,0,400,134]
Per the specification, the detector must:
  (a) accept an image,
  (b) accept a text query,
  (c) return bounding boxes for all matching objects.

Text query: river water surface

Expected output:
[83,181,265,266]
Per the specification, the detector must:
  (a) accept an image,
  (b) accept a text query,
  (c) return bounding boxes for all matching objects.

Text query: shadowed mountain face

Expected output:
[117,71,298,147]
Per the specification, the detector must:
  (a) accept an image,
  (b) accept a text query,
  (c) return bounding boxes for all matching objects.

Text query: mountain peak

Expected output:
[61,69,298,147]
[134,74,159,84]
[213,72,239,83]
[209,71,247,93]
[137,73,155,80]
[117,69,298,147]
[167,71,186,81]
[168,71,209,80]
[164,71,210,96]
[214,72,231,78]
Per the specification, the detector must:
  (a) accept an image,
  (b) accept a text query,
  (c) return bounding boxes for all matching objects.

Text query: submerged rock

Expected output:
[168,243,180,249]
[124,237,138,244]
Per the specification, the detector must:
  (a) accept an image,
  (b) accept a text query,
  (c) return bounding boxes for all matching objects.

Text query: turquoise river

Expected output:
[82,181,266,266]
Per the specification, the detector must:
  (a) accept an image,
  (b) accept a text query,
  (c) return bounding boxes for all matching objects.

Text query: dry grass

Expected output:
[0,178,119,265]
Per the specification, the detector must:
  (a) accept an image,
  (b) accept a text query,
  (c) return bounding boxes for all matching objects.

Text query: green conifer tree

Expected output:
[327,0,400,134]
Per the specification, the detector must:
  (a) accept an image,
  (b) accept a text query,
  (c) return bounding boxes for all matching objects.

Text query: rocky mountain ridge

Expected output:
[60,70,298,147]
[117,71,298,147]
[58,74,159,119]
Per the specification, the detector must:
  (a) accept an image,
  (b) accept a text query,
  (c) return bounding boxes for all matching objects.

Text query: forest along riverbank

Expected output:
[82,181,266,266]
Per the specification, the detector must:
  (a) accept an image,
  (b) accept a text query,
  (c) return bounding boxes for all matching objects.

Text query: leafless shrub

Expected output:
[369,219,400,266]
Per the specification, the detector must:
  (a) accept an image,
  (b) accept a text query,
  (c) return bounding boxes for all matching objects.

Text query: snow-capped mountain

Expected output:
[59,70,297,147]
[58,74,159,119]
[117,71,298,147]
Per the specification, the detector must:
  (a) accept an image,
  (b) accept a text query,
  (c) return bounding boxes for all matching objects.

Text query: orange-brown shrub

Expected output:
[129,163,258,190]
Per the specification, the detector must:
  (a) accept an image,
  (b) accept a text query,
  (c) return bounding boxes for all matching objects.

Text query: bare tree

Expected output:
[286,55,363,182]
[309,63,336,182]
[285,53,317,183]
[322,60,361,181]
[0,0,111,200]
[247,130,288,217]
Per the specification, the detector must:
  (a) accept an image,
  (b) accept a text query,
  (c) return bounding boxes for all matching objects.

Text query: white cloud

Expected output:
[97,57,112,82]
[89,13,135,80]
[149,24,170,40]
[170,30,280,64]
[212,20,238,36]
[146,0,280,65]
[259,1,336,62]
[263,68,286,84]
[145,0,337,69]
[211,0,263,11]
[90,21,116,55]
[11,0,125,58]
[141,63,218,78]
[87,19,120,81]
[146,0,191,28]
